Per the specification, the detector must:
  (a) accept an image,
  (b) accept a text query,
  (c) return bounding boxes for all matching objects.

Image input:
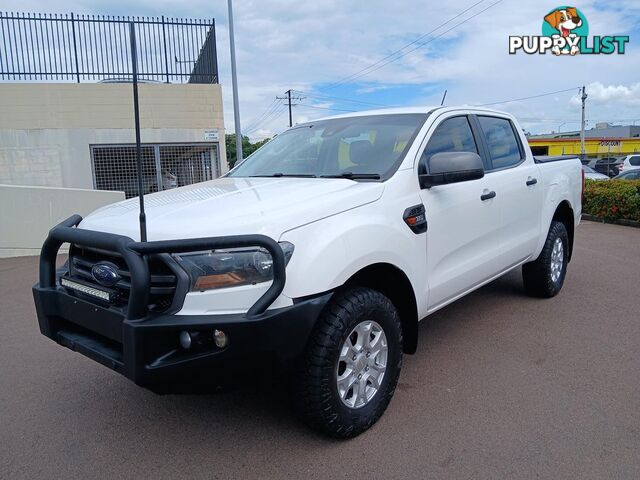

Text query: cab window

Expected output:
[421,116,478,169]
[477,116,523,170]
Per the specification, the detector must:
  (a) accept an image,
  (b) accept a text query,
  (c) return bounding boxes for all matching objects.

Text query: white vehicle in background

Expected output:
[582,165,609,180]
[33,106,582,438]
[618,154,640,173]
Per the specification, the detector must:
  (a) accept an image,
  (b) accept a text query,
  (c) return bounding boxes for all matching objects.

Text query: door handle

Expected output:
[480,190,496,201]
[526,177,538,186]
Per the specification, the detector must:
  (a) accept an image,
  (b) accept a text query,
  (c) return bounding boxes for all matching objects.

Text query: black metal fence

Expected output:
[0,12,218,83]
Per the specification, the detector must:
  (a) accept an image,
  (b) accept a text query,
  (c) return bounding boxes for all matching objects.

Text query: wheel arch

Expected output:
[552,200,575,260]
[341,263,419,354]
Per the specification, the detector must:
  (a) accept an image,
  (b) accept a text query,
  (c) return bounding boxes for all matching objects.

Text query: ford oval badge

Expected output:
[91,263,120,287]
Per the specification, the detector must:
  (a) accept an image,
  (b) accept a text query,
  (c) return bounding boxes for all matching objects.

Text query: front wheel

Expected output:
[522,220,569,298]
[294,287,403,438]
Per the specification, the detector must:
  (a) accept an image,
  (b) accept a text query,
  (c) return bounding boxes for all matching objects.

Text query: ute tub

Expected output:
[33,215,331,392]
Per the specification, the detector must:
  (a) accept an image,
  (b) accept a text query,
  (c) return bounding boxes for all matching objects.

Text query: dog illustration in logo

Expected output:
[544,7,583,55]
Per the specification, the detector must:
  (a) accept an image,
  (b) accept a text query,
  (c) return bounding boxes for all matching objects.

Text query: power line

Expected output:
[243,98,280,133]
[244,104,287,134]
[323,0,504,89]
[322,0,489,89]
[295,103,358,112]
[498,116,638,122]
[340,0,505,85]
[293,89,393,107]
[245,85,612,137]
[517,118,581,122]
[245,98,280,130]
[516,118,607,123]
[248,99,360,137]
[244,103,288,135]
[477,87,581,106]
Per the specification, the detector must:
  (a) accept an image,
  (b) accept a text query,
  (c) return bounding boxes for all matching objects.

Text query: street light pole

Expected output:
[227,0,243,163]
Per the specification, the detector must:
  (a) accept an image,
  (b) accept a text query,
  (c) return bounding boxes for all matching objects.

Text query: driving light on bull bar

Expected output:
[60,277,111,302]
[173,242,294,292]
[179,331,192,349]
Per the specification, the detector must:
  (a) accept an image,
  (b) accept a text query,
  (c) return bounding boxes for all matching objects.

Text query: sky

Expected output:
[4,0,639,139]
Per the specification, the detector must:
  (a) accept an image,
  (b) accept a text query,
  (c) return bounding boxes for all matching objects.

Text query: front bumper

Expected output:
[33,215,332,393]
[33,284,331,392]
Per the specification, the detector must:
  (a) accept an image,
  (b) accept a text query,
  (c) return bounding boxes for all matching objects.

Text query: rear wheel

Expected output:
[523,220,569,297]
[294,287,403,438]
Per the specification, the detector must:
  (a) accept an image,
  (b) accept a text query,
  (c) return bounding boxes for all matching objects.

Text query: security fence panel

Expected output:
[91,143,219,198]
[0,12,218,84]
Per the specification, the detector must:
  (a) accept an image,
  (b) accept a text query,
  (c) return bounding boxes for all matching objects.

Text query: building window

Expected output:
[91,143,219,198]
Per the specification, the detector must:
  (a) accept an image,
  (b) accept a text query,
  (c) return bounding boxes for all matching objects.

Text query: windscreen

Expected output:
[228,114,428,179]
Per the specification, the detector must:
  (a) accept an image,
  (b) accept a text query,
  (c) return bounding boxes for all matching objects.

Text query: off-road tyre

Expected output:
[294,287,403,438]
[522,220,569,298]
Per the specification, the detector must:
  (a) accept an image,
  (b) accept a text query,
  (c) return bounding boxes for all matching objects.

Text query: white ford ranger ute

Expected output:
[33,106,582,438]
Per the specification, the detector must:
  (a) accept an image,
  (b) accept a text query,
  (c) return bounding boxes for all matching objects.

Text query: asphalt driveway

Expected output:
[1,220,639,479]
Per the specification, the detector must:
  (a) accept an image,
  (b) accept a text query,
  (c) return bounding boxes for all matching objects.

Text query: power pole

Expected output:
[580,85,588,159]
[227,0,243,162]
[276,90,304,127]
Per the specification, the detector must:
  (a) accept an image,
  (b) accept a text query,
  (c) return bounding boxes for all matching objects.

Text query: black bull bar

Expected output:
[38,215,287,319]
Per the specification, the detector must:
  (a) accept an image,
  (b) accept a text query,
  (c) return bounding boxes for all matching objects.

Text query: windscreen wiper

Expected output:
[249,173,317,178]
[320,172,381,179]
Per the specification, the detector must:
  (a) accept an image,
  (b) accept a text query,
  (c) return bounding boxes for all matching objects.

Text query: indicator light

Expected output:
[402,205,428,234]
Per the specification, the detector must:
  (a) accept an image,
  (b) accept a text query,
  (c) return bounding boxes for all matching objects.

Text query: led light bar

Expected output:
[60,277,111,302]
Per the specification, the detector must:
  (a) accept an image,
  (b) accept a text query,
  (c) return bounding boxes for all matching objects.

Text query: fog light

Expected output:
[179,331,192,349]
[213,329,228,348]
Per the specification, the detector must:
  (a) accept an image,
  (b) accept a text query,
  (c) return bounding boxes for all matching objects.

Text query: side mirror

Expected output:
[419,151,484,189]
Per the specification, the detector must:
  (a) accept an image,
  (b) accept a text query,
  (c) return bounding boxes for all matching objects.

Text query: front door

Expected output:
[418,114,502,311]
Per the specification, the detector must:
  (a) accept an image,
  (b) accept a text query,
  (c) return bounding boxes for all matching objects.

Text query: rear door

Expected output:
[418,114,503,311]
[474,115,543,267]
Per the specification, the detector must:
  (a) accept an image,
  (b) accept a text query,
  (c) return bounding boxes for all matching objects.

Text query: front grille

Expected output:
[66,245,179,313]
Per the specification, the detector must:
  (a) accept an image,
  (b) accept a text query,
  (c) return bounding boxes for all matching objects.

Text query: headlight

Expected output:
[173,242,294,292]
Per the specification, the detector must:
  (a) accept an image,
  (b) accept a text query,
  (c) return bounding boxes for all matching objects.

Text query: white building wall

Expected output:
[0,83,227,189]
[0,184,125,258]
[0,128,227,189]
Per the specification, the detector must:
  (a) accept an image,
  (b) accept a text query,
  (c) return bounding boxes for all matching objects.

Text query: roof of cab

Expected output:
[310,105,513,122]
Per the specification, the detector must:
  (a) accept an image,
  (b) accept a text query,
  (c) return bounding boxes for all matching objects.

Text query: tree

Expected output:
[225,134,271,168]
